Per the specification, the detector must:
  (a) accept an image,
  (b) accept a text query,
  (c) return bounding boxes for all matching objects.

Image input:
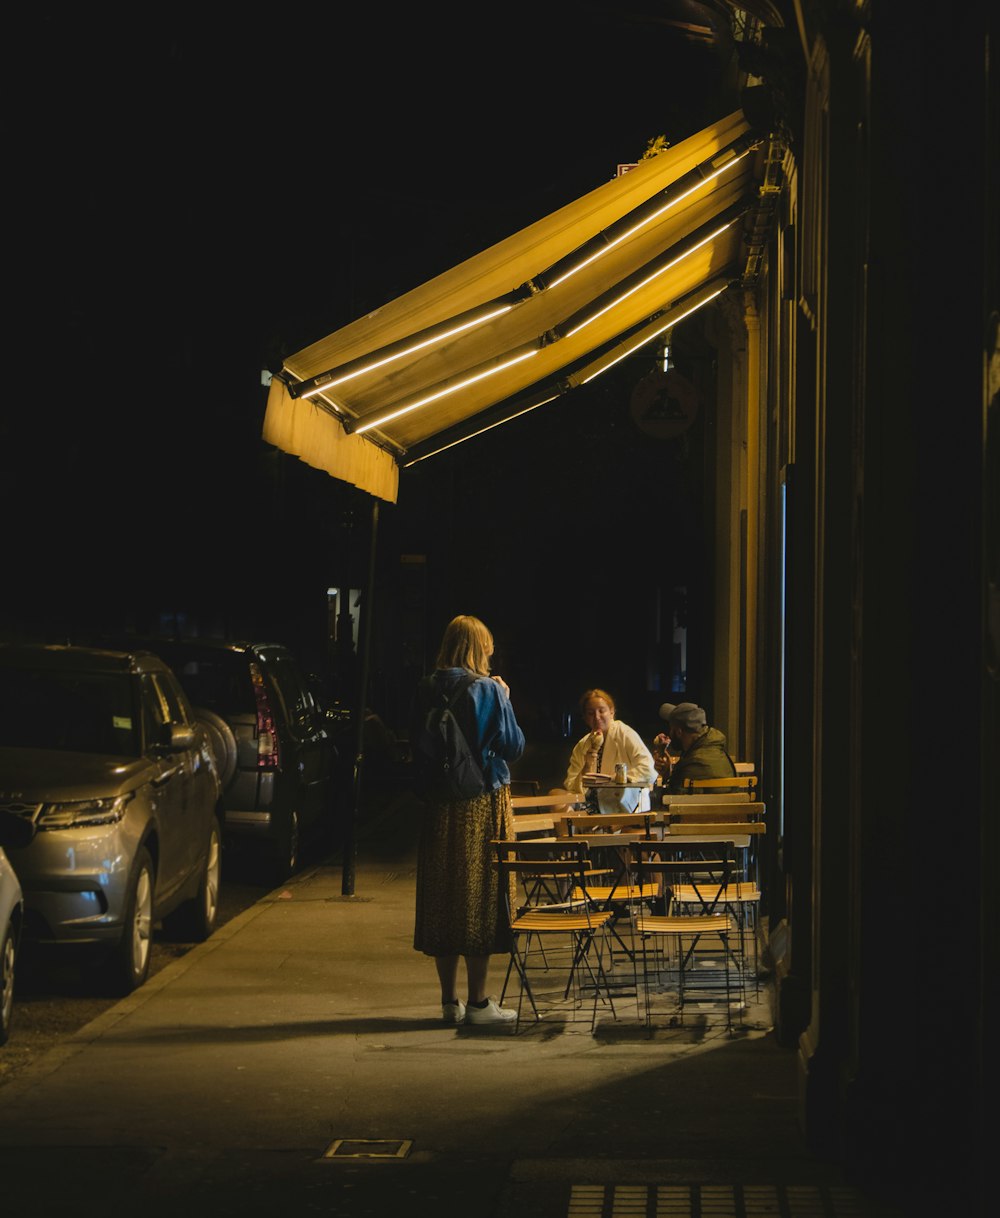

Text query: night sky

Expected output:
[6,4,743,751]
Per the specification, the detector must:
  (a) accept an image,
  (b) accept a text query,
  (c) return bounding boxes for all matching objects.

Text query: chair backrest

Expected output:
[681,775,757,798]
[511,812,557,839]
[494,838,609,919]
[511,793,583,820]
[626,839,735,896]
[665,802,765,825]
[508,779,540,797]
[561,812,654,837]
[666,822,766,837]
[662,793,755,805]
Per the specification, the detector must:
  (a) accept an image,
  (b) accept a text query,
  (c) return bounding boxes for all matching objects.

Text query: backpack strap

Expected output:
[439,671,478,746]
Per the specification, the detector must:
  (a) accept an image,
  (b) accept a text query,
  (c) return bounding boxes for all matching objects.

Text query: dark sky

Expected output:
[7,4,742,734]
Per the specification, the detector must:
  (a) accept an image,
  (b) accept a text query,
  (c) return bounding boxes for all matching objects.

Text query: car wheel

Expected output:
[193,708,238,789]
[269,808,300,884]
[162,819,222,942]
[103,846,154,996]
[0,914,17,1046]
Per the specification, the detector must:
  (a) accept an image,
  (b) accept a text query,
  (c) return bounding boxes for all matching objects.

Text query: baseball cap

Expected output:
[668,702,707,730]
[658,702,677,722]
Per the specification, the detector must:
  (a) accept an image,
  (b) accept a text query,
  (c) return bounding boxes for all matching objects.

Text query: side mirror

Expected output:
[156,723,196,752]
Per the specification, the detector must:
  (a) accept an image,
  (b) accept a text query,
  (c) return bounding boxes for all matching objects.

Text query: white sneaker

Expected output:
[464,998,517,1026]
[442,1000,466,1025]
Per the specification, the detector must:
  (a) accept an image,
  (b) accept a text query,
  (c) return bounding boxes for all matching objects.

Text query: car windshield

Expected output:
[0,667,141,756]
[167,653,255,717]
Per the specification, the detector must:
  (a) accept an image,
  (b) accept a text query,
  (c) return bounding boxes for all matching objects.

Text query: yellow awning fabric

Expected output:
[263,110,758,503]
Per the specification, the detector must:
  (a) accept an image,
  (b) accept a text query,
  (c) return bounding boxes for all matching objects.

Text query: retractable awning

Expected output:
[263,110,761,503]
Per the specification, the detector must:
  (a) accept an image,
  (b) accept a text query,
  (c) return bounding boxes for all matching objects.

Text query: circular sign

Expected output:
[630,370,700,439]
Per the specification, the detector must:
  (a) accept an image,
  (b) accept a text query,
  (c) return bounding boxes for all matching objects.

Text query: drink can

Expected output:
[614,763,628,784]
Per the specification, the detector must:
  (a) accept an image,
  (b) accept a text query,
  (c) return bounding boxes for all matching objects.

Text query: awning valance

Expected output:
[263,110,760,502]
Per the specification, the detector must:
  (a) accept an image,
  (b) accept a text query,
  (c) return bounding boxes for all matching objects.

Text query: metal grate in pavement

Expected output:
[320,1138,412,1160]
[566,1183,892,1217]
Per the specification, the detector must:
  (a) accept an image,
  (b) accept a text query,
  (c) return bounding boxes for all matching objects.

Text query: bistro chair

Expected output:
[492,838,628,1032]
[625,839,746,1035]
[669,877,762,995]
[663,804,765,983]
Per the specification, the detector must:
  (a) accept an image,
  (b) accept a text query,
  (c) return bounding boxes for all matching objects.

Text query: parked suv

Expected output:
[0,811,30,1045]
[97,638,336,882]
[0,643,223,994]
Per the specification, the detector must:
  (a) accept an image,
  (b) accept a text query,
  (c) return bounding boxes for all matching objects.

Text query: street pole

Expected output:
[342,496,379,896]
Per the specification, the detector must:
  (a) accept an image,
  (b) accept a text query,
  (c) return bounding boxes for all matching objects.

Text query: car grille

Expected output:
[0,800,42,822]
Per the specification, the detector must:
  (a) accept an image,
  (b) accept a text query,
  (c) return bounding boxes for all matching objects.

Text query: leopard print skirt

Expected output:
[413,784,515,957]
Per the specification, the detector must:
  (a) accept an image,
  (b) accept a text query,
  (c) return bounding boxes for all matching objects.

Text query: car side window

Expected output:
[140,673,170,749]
[154,671,191,726]
[141,672,190,750]
[266,653,311,729]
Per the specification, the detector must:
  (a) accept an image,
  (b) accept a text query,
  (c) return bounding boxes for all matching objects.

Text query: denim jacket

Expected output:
[416,667,525,792]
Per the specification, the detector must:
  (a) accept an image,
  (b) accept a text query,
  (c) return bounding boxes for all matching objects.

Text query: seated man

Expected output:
[664,702,737,794]
[651,701,680,788]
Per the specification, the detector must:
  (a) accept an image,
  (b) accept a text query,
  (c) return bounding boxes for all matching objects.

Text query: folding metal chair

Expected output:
[493,838,628,1031]
[625,839,747,1035]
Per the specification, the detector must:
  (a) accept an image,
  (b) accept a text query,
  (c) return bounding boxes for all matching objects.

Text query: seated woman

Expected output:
[553,688,657,813]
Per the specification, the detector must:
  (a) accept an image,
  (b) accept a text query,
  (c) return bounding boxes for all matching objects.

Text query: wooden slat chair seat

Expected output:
[671,881,760,904]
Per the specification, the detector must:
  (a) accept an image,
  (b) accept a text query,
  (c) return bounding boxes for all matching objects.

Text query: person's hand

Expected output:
[491,674,510,698]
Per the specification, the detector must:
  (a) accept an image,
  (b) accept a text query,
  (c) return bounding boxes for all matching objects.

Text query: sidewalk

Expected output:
[0,792,904,1217]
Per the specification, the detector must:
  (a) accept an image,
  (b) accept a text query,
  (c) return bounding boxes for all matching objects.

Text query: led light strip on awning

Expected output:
[345,209,746,440]
[533,134,755,292]
[399,276,736,466]
[347,344,540,435]
[282,134,757,409]
[569,275,734,385]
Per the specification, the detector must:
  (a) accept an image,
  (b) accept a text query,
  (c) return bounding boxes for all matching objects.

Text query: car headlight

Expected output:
[37,794,133,829]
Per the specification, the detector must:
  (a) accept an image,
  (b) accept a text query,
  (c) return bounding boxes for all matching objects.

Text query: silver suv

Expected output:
[0,644,223,994]
[100,637,336,882]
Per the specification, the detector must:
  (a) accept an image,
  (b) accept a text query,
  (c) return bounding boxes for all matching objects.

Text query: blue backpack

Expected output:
[412,673,486,801]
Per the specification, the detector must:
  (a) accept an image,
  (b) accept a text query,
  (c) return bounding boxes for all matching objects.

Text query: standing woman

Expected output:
[411,615,525,1026]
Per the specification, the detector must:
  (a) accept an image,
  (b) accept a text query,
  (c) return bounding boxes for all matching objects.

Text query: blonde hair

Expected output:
[435,615,494,676]
[580,688,616,715]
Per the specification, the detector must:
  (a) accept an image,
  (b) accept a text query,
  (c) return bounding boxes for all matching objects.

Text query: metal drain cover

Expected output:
[321,1138,412,1160]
